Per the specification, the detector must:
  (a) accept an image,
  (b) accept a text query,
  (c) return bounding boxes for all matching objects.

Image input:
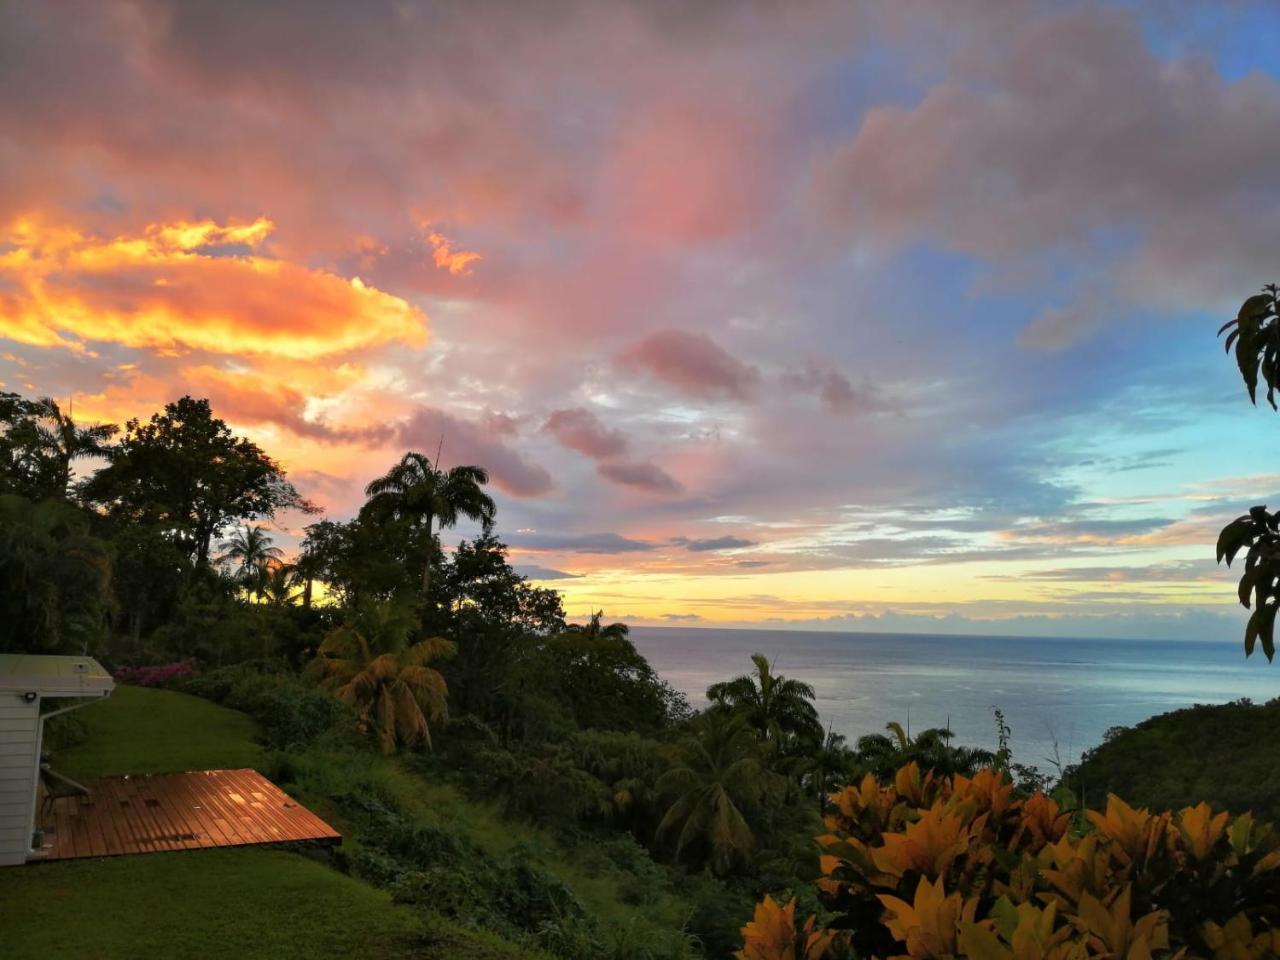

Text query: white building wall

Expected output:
[0,693,40,866]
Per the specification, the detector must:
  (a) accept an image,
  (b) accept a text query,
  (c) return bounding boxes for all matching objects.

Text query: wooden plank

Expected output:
[230,770,301,841]
[35,769,341,862]
[160,774,224,849]
[147,774,212,850]
[186,772,252,844]
[89,778,125,856]
[225,771,286,841]
[116,776,168,854]
[185,772,252,846]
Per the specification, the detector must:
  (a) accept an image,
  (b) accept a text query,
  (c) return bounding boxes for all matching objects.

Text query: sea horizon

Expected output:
[629,625,1277,775]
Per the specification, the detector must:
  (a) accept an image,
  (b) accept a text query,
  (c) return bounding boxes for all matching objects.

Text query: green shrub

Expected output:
[181,663,354,751]
[1070,697,1280,824]
[42,711,90,753]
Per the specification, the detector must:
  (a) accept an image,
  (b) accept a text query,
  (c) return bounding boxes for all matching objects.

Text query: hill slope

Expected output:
[0,686,547,960]
[1071,697,1280,822]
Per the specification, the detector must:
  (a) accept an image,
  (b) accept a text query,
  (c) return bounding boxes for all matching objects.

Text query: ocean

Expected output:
[628,627,1280,773]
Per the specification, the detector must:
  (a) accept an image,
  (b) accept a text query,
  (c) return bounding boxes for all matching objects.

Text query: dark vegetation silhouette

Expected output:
[5,386,1277,958]
[1216,285,1280,659]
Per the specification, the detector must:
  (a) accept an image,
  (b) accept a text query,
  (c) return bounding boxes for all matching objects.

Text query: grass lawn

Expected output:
[55,684,264,779]
[2,685,548,960]
[0,848,425,960]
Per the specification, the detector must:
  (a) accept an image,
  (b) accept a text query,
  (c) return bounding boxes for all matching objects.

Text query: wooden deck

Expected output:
[33,768,341,861]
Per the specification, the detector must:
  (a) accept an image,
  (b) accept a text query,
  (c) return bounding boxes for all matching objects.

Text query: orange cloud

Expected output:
[0,217,428,359]
[427,231,482,276]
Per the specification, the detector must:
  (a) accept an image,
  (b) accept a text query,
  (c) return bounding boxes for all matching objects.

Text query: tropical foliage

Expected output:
[1069,698,1280,826]
[82,396,313,566]
[0,494,113,653]
[854,722,995,782]
[740,763,1280,959]
[311,599,456,752]
[1216,284,1280,660]
[361,452,496,595]
[656,714,777,875]
[5,386,1273,960]
[708,653,823,747]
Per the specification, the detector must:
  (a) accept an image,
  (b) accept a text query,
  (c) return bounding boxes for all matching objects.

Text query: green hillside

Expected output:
[1070,697,1280,823]
[0,687,552,960]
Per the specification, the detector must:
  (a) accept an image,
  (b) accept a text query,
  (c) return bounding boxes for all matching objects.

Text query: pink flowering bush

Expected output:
[113,658,198,688]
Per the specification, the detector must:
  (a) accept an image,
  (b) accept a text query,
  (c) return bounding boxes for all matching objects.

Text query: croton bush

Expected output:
[738,764,1280,960]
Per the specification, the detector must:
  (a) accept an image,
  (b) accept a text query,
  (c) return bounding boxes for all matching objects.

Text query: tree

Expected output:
[438,534,565,733]
[83,396,313,566]
[361,453,496,595]
[1216,286,1280,659]
[260,562,300,607]
[0,495,113,653]
[706,653,823,747]
[217,525,284,594]
[109,523,192,646]
[655,714,774,875]
[0,392,116,501]
[292,534,329,610]
[808,724,855,816]
[534,613,691,733]
[311,598,456,752]
[853,721,994,780]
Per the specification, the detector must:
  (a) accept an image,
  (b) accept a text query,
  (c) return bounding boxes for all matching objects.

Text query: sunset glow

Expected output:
[3,0,1279,638]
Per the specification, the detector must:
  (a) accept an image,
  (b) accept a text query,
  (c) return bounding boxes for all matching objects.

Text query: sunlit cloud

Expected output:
[0,217,428,359]
[427,231,482,276]
[2,0,1279,629]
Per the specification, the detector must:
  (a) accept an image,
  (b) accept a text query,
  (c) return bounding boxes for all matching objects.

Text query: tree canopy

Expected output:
[83,396,313,565]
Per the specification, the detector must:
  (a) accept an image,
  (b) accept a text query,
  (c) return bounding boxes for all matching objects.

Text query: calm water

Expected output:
[629,627,1280,772]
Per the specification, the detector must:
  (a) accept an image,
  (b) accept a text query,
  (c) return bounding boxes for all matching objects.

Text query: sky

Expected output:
[3,0,1280,639]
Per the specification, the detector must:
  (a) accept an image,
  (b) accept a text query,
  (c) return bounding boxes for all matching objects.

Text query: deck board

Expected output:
[35,769,340,861]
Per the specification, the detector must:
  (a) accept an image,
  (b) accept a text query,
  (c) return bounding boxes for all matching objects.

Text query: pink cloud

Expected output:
[543,407,628,460]
[617,330,760,401]
[781,361,879,414]
[596,460,684,496]
[813,5,1280,346]
[398,406,553,498]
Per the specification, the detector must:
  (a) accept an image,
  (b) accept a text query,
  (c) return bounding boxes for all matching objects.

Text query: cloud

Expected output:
[425,229,482,276]
[596,460,684,495]
[398,406,553,498]
[661,612,702,622]
[513,564,581,581]
[673,535,756,552]
[1003,560,1223,583]
[1005,517,1176,544]
[616,330,760,401]
[543,407,628,459]
[175,365,395,444]
[506,531,655,554]
[0,217,427,359]
[781,361,879,414]
[813,4,1280,347]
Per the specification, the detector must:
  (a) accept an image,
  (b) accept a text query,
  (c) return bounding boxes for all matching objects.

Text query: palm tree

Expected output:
[854,721,994,779]
[291,547,325,609]
[261,561,300,606]
[30,398,117,498]
[655,715,773,874]
[361,453,496,595]
[810,724,855,815]
[1,395,115,500]
[310,598,456,752]
[0,495,112,653]
[706,653,823,746]
[216,525,283,594]
[564,610,629,641]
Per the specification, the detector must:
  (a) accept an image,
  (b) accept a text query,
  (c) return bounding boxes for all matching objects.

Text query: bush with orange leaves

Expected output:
[737,763,1280,960]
